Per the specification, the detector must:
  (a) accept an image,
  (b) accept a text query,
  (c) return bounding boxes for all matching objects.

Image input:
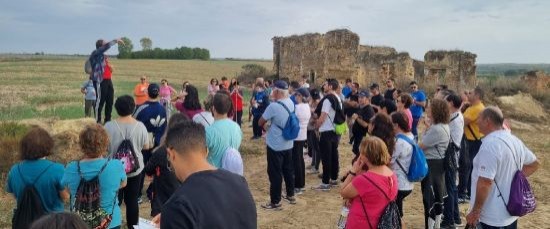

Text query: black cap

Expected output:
[148,83,160,98]
[369,83,379,90]
[296,88,310,98]
[358,90,370,97]
[310,88,321,100]
[273,80,289,90]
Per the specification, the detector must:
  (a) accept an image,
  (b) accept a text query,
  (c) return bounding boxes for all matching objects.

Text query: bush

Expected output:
[237,64,271,85]
[0,122,29,175]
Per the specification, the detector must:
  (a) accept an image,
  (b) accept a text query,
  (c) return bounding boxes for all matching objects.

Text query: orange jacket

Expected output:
[134,83,150,105]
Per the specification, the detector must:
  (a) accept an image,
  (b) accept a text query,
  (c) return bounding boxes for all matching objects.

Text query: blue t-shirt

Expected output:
[134,101,167,147]
[410,90,426,118]
[81,80,96,100]
[61,159,126,229]
[252,90,269,116]
[262,98,295,151]
[206,119,243,167]
[342,86,352,98]
[7,159,65,213]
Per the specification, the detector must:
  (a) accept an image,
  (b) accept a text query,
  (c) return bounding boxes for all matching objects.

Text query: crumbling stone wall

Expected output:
[522,70,550,92]
[422,50,477,91]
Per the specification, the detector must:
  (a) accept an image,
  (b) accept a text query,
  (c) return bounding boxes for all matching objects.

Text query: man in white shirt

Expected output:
[466,106,540,228]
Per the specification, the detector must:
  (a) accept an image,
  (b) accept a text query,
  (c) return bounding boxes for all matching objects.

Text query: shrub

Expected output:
[0,122,29,175]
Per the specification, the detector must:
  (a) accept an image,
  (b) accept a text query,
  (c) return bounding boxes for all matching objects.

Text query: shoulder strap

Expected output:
[492,136,520,209]
[361,173,392,201]
[359,196,373,229]
[395,160,408,176]
[450,113,459,122]
[115,121,139,140]
[17,162,54,186]
[199,113,210,125]
[396,133,415,147]
[276,101,293,114]
[467,124,479,141]
[77,158,110,180]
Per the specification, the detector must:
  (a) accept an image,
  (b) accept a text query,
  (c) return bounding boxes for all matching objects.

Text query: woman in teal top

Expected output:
[62,124,127,229]
[7,127,68,213]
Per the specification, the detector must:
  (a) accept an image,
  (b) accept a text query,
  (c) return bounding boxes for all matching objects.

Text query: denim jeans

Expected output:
[443,169,461,225]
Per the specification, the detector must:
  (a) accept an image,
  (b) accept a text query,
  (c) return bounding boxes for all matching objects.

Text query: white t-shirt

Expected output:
[192,111,215,127]
[319,94,341,133]
[295,103,311,141]
[391,132,414,191]
[449,111,464,146]
[470,130,537,226]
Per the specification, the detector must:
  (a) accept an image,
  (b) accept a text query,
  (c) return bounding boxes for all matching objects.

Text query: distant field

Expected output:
[0,58,272,120]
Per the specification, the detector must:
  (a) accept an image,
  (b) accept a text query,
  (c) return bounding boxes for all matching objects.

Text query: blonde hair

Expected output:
[359,136,391,166]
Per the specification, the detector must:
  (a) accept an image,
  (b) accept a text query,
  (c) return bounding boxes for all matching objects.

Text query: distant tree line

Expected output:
[117,37,210,60]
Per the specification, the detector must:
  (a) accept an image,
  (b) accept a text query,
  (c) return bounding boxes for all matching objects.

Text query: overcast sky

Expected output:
[1,0,549,63]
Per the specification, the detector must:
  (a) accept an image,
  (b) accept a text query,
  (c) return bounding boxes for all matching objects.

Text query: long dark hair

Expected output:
[183,85,202,110]
[370,113,395,155]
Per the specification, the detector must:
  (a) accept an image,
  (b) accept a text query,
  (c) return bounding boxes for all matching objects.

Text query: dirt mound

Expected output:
[20,118,96,163]
[497,92,548,121]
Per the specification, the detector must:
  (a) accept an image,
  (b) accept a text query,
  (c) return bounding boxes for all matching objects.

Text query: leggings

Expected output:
[118,174,142,229]
[396,190,412,217]
[421,159,446,229]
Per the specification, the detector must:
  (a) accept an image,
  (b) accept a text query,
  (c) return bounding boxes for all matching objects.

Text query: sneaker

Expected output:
[294,188,304,195]
[307,168,319,174]
[329,180,339,187]
[282,195,297,204]
[137,197,143,204]
[311,183,331,191]
[458,197,469,204]
[261,202,282,210]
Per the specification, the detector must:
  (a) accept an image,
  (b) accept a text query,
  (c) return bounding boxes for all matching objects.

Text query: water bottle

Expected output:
[337,206,349,229]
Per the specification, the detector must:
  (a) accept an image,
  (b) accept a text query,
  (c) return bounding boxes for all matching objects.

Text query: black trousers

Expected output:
[464,139,482,196]
[139,149,153,199]
[351,133,365,165]
[443,168,461,225]
[292,140,306,189]
[118,173,142,229]
[319,131,339,184]
[233,110,243,127]
[457,136,470,197]
[307,130,321,169]
[396,190,412,217]
[95,79,114,123]
[421,159,446,229]
[267,146,294,204]
[252,115,262,137]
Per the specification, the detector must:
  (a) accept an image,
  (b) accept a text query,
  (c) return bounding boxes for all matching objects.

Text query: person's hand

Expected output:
[351,113,358,120]
[152,213,161,228]
[466,210,480,227]
[351,159,364,174]
[117,38,125,45]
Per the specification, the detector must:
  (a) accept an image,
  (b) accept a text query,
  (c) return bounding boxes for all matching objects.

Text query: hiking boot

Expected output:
[282,195,297,205]
[311,183,331,191]
[261,202,282,210]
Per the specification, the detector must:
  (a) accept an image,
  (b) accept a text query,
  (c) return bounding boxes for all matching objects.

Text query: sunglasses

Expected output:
[140,78,146,80]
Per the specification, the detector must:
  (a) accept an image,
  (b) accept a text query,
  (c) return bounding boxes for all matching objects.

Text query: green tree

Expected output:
[140,37,153,51]
[118,37,133,59]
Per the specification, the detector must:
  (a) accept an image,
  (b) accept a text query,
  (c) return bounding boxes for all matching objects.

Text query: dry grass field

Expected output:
[0,57,548,228]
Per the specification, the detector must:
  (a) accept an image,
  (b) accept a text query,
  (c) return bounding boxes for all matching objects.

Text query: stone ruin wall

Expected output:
[273,29,476,91]
[422,51,477,91]
[521,70,550,92]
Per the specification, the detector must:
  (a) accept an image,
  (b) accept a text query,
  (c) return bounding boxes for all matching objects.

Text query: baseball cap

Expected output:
[148,83,160,97]
[369,83,379,90]
[295,88,310,98]
[309,88,321,100]
[273,80,289,90]
[358,90,370,97]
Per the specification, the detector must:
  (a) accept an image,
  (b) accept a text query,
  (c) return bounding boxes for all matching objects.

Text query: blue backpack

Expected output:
[276,101,300,140]
[396,134,428,182]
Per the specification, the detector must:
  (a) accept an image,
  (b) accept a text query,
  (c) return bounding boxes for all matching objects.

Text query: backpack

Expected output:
[112,121,140,174]
[359,174,401,229]
[12,163,53,229]
[221,147,244,176]
[395,134,428,182]
[84,57,93,74]
[442,119,459,171]
[72,160,115,229]
[275,101,300,140]
[323,94,347,135]
[494,137,536,217]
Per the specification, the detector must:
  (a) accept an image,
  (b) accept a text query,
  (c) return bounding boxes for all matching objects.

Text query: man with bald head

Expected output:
[465,106,540,229]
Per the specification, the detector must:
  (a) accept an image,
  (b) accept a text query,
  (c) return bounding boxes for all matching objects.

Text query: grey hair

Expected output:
[480,106,504,126]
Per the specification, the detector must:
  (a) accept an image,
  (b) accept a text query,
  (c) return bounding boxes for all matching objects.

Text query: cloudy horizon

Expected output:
[1,0,549,64]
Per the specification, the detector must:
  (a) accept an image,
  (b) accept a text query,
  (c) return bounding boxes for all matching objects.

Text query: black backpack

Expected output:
[72,160,115,229]
[441,119,459,171]
[12,163,54,229]
[359,174,401,229]
[315,94,346,125]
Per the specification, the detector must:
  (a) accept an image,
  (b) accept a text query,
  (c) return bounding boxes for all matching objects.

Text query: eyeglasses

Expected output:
[140,78,146,80]
[410,86,417,89]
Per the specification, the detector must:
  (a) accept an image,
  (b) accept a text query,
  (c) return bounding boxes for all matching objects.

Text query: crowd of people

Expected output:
[6,38,541,229]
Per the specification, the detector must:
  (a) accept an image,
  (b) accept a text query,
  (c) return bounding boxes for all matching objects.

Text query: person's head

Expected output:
[409,81,419,92]
[358,136,391,167]
[161,79,169,86]
[19,126,54,161]
[148,83,160,99]
[369,83,380,95]
[358,90,371,106]
[392,89,402,100]
[230,78,237,85]
[445,93,462,112]
[290,81,300,92]
[368,113,395,154]
[79,124,109,158]
[379,99,397,115]
[272,80,290,100]
[183,85,201,110]
[352,82,360,92]
[386,78,395,88]
[30,212,89,229]
[477,106,505,135]
[210,78,218,86]
[324,78,339,93]
[182,81,190,91]
[429,99,450,124]
[309,88,321,101]
[165,121,208,181]
[212,92,232,116]
[391,111,411,133]
[397,93,413,110]
[435,89,452,100]
[469,87,484,103]
[203,94,214,111]
[159,113,189,146]
[436,84,448,93]
[221,76,228,81]
[345,78,352,87]
[114,95,135,117]
[140,75,147,84]
[255,77,265,86]
[264,79,272,88]
[95,39,104,49]
[294,88,310,103]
